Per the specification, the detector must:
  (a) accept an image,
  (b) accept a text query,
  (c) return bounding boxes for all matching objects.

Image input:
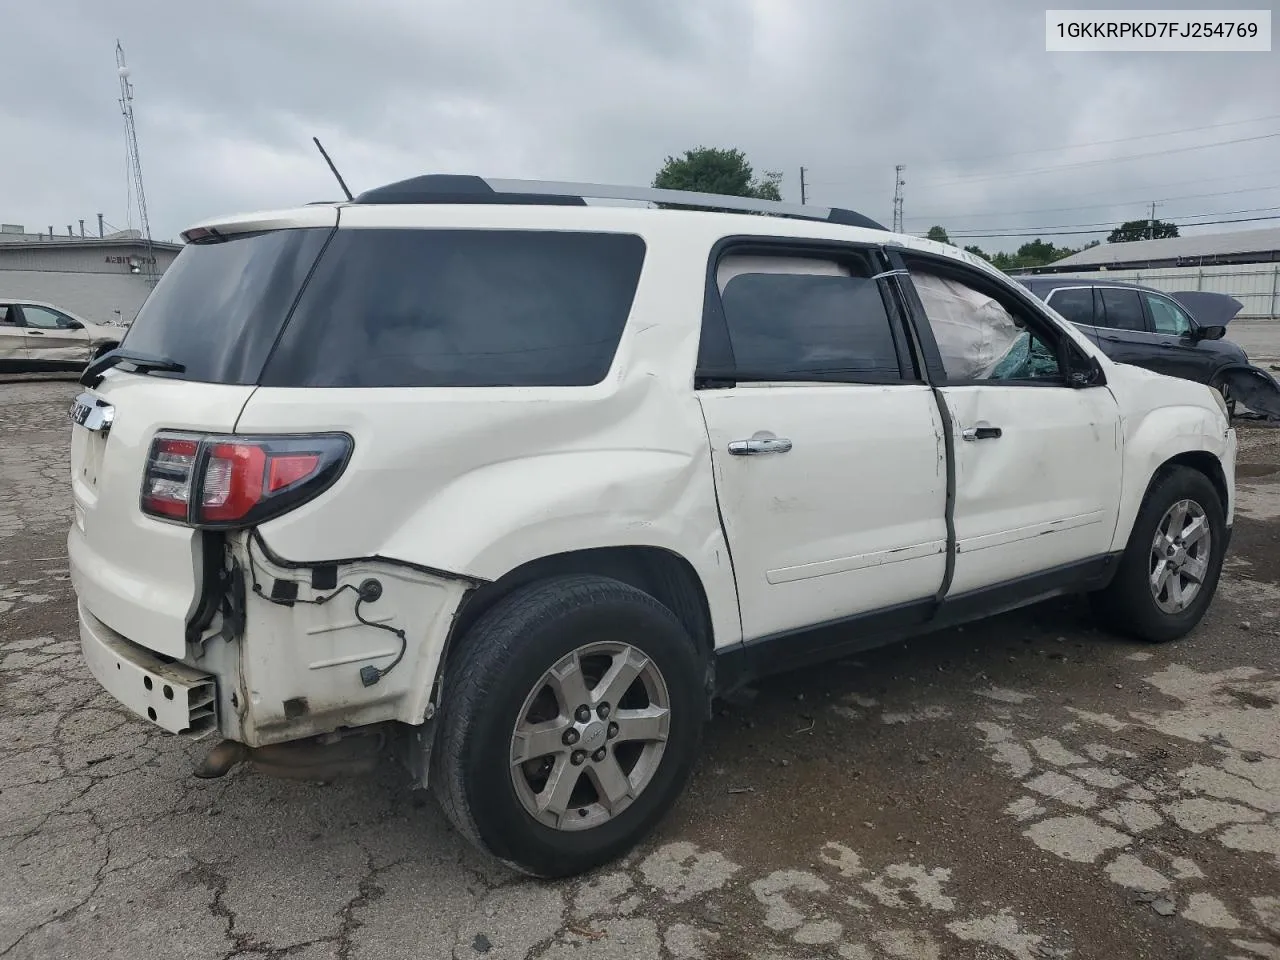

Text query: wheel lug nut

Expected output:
[607,722,619,739]
[571,750,586,766]
[592,748,607,762]
[597,703,611,720]
[575,705,591,723]
[562,728,579,746]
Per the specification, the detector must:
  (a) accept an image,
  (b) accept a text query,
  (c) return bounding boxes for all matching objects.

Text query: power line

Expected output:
[904,178,1280,222]
[913,131,1280,187]
[804,111,1280,182]
[949,213,1280,239]
[938,204,1280,236]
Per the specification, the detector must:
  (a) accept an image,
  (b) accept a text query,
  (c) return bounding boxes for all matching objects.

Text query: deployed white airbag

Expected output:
[913,271,1022,379]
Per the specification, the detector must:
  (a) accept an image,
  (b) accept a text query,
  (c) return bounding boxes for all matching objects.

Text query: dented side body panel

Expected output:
[235,205,745,655]
[68,202,1238,757]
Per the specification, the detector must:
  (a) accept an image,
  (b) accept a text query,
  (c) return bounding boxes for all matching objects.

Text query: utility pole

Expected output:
[892,165,906,233]
[1149,200,1159,240]
[97,213,104,238]
[799,167,807,205]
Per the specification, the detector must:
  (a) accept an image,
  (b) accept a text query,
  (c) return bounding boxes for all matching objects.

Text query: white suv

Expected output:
[68,176,1236,877]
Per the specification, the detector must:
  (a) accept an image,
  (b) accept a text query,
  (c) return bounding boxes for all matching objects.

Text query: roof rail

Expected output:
[352,174,888,231]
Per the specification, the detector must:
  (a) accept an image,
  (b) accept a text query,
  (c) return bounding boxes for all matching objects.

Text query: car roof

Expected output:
[0,297,77,311]
[0,299,96,322]
[1019,275,1169,295]
[181,176,1006,282]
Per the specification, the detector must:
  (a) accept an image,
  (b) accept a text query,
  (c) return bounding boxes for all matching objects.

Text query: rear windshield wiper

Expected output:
[81,348,186,388]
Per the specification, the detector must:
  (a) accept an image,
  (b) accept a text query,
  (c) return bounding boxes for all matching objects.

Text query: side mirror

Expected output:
[1069,353,1106,388]
[1195,324,1226,342]
[64,320,84,330]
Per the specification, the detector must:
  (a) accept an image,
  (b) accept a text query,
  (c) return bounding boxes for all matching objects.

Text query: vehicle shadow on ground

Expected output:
[164,594,1142,876]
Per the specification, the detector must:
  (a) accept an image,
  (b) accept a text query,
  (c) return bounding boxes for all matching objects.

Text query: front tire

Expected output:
[430,575,705,877]
[1209,373,1237,419]
[1091,465,1226,643]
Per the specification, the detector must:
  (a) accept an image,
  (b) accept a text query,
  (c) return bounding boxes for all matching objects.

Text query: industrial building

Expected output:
[1014,226,1280,319]
[0,223,180,325]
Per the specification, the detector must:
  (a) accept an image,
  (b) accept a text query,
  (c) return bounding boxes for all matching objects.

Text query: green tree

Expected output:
[962,244,991,261]
[1108,219,1179,243]
[926,225,951,244]
[652,147,782,204]
[1015,239,1062,265]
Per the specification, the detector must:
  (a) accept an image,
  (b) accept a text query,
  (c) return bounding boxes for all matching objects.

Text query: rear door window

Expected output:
[261,230,646,388]
[120,228,333,384]
[20,306,74,329]
[1046,287,1096,327]
[713,254,903,382]
[1097,288,1148,332]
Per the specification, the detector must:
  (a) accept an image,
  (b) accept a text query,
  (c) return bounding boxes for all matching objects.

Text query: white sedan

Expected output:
[0,299,123,371]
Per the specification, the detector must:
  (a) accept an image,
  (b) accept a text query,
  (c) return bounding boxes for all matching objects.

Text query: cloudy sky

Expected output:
[3,0,1277,252]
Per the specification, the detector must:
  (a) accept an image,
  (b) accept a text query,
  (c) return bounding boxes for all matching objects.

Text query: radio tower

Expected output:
[116,41,157,286]
[891,164,906,233]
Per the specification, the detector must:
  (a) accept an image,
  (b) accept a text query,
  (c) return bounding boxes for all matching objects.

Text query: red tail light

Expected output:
[141,432,352,528]
[141,437,200,518]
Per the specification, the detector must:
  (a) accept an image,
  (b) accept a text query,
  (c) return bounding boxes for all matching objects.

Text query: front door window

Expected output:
[1144,294,1194,336]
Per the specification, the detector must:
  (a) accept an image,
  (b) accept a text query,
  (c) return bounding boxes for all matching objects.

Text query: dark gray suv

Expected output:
[1017,276,1247,394]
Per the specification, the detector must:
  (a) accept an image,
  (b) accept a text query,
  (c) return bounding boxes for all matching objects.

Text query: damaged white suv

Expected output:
[69,177,1236,877]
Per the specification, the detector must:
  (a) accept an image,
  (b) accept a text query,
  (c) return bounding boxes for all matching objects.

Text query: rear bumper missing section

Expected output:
[78,602,218,737]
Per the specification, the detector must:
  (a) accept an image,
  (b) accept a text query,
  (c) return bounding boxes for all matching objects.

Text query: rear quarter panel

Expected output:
[235,218,744,649]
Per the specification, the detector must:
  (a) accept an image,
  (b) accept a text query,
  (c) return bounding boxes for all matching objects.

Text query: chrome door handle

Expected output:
[728,437,793,456]
[27,330,44,335]
[961,424,1002,441]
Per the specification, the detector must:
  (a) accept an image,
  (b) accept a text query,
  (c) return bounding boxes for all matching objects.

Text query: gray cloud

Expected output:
[2,0,1276,251]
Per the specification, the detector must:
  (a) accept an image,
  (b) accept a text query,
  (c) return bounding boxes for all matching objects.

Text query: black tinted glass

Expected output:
[1048,287,1095,326]
[720,272,900,380]
[121,228,331,384]
[262,230,646,388]
[1099,288,1146,331]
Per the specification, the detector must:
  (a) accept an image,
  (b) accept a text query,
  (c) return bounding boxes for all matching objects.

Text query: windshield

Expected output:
[121,228,332,384]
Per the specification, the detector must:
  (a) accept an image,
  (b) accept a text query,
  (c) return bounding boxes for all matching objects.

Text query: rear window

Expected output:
[260,229,646,388]
[121,228,332,384]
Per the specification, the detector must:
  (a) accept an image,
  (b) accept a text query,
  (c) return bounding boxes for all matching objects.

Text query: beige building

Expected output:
[0,223,181,325]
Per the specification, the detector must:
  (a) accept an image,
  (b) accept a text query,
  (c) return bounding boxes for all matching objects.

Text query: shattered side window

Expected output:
[911,270,1062,383]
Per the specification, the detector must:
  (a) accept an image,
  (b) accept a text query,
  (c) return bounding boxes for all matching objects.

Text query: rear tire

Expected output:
[1091,465,1226,643]
[430,574,705,878]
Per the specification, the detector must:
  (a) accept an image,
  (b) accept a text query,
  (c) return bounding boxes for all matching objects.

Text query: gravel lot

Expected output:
[2,375,1278,960]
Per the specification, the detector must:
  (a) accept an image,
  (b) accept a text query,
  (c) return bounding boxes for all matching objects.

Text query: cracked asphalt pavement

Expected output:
[2,375,1279,960]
